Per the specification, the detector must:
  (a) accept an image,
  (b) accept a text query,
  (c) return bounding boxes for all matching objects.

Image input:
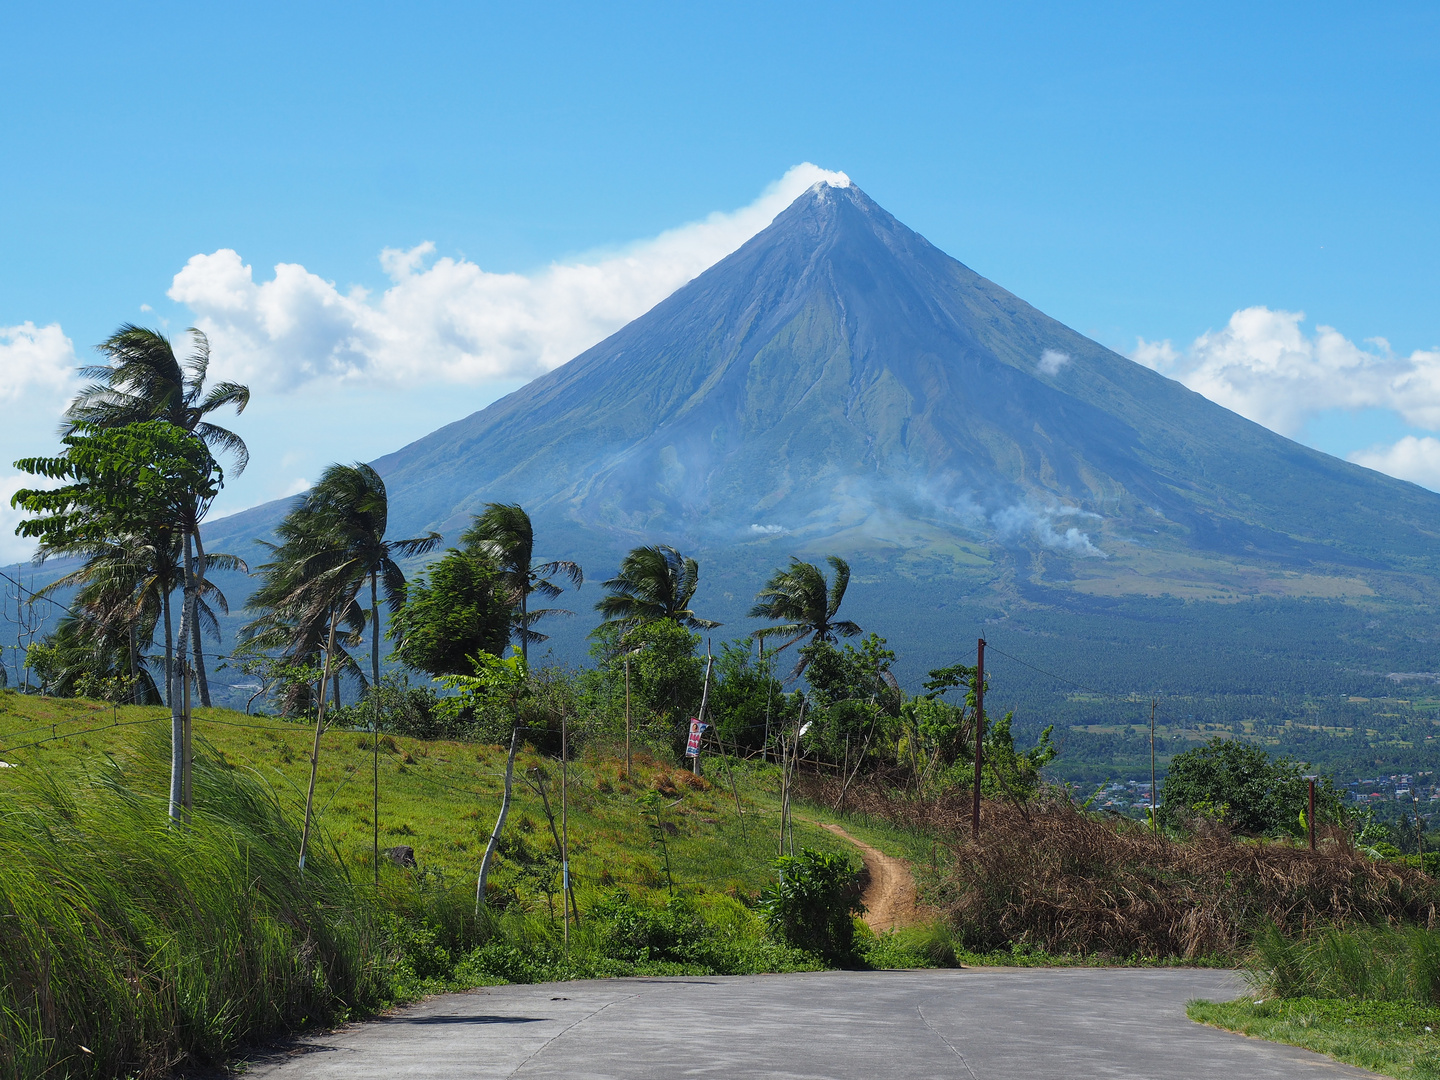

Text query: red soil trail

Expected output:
[817,822,923,933]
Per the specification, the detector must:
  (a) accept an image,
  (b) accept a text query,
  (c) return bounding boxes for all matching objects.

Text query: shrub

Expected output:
[757,848,865,963]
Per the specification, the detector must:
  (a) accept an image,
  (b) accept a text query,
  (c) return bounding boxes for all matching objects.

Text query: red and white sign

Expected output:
[685,718,708,757]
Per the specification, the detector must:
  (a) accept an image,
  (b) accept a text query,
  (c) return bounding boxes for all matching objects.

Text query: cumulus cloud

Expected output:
[992,501,1106,557]
[1037,349,1071,376]
[1130,308,1440,437]
[0,323,76,403]
[170,163,852,391]
[1349,436,1440,492]
[748,523,786,536]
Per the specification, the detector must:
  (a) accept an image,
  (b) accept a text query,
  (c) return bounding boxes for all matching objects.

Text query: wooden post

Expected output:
[1308,778,1316,851]
[1150,699,1158,833]
[972,638,985,841]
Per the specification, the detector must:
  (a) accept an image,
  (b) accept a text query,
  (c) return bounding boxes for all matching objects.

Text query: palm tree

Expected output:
[748,556,861,674]
[62,324,250,705]
[461,503,582,665]
[40,532,243,705]
[595,545,720,641]
[243,462,438,876]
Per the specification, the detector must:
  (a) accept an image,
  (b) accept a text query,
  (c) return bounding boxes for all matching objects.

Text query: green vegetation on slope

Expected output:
[0,689,953,1079]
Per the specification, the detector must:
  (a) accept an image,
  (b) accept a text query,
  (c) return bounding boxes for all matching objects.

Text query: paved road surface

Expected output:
[245,968,1377,1079]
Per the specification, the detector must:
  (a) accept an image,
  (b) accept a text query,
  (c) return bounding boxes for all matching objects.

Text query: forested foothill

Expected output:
[3,326,1439,1080]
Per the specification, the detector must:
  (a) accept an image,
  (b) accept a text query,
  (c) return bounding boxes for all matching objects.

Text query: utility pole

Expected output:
[624,652,632,781]
[972,638,985,841]
[1150,699,1158,834]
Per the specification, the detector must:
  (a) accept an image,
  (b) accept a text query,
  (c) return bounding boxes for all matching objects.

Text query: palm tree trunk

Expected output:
[128,619,139,706]
[191,531,212,707]
[299,607,340,872]
[191,610,210,707]
[519,584,528,665]
[371,570,381,887]
[168,532,195,823]
[161,582,174,709]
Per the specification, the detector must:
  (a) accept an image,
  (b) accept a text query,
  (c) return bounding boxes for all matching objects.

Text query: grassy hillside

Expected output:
[0,690,927,912]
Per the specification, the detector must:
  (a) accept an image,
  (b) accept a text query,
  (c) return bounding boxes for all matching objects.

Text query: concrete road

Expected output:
[243,968,1378,1079]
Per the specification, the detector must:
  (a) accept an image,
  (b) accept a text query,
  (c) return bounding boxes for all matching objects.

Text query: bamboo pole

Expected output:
[561,708,570,951]
[478,727,520,913]
[298,608,340,873]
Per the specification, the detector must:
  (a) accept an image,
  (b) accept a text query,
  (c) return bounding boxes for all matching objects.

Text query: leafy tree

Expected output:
[389,548,512,677]
[63,325,250,704]
[12,420,224,818]
[711,639,792,752]
[980,711,1057,801]
[461,503,582,664]
[588,618,705,747]
[434,647,532,741]
[749,556,860,674]
[801,633,897,708]
[594,545,719,643]
[1158,738,1342,836]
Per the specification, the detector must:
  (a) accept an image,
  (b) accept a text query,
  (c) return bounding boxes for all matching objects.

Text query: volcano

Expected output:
[207,179,1440,705]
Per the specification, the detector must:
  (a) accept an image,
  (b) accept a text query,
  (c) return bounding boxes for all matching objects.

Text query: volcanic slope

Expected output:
[207,180,1440,701]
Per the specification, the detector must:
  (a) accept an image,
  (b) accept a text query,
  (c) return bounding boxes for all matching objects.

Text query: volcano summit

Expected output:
[209,180,1439,710]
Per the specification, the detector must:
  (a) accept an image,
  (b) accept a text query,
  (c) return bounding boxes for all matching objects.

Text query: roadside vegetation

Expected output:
[4,322,1437,1078]
[1190,923,1440,1079]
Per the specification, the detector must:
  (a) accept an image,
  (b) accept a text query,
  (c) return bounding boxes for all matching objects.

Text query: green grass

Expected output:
[0,692,856,907]
[1188,997,1440,1079]
[0,689,954,1078]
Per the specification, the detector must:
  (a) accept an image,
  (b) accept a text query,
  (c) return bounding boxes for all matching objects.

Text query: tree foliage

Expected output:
[749,555,860,674]
[594,545,719,642]
[1159,737,1342,836]
[389,549,512,677]
[461,503,582,663]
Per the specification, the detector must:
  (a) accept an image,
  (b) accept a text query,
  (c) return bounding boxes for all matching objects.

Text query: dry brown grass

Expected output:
[795,775,1436,959]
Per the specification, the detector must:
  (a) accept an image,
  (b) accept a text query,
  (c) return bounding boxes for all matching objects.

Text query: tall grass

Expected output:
[1251,922,1440,1004]
[0,735,386,1080]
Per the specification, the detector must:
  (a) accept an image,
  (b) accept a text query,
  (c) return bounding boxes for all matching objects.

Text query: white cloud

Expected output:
[1130,308,1440,437]
[1037,348,1071,376]
[170,163,852,392]
[281,477,310,497]
[1130,337,1179,373]
[1349,436,1440,492]
[0,322,76,403]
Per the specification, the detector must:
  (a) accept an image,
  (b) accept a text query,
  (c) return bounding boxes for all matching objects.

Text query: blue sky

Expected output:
[3,2,1439,560]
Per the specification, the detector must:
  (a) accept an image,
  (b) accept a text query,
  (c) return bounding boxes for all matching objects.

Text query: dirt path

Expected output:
[817,822,922,932]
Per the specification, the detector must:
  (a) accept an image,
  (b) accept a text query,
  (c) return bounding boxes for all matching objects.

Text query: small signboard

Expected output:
[685,718,708,757]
